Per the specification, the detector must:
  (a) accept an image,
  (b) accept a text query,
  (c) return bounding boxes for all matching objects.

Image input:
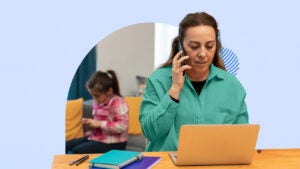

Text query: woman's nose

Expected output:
[198,47,206,57]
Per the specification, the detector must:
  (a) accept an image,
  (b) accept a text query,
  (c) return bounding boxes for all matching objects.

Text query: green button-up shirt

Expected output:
[139,64,248,151]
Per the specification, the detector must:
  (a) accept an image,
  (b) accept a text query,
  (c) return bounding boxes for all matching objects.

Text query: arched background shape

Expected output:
[67,23,178,99]
[65,23,178,151]
[67,23,239,99]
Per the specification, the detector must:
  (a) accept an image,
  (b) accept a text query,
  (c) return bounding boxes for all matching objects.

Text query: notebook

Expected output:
[89,156,161,169]
[89,150,143,169]
[169,124,260,166]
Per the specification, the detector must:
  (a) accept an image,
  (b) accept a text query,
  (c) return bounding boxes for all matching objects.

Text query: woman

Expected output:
[139,12,248,151]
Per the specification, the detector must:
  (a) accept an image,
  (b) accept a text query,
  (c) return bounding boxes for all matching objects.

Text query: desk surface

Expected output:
[52,149,300,169]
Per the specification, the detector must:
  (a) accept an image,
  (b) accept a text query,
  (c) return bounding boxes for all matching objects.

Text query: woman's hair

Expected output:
[86,70,122,97]
[159,12,225,70]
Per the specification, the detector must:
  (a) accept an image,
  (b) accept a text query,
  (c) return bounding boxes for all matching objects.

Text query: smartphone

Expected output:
[178,40,187,66]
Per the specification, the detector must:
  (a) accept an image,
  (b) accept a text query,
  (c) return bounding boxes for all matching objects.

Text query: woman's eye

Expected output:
[190,46,199,50]
[206,46,213,49]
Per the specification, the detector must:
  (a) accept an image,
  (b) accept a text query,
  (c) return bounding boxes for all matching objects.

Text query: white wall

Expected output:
[154,23,178,68]
[96,23,155,96]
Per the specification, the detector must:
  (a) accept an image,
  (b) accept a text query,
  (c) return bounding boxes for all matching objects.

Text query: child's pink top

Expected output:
[88,95,129,144]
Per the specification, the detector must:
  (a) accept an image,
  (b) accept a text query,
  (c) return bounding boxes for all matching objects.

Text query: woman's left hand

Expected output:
[169,51,191,99]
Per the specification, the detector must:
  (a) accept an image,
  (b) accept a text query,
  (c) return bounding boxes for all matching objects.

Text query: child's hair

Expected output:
[86,70,122,97]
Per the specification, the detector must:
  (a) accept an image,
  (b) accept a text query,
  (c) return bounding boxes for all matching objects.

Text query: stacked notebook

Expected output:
[89,150,161,169]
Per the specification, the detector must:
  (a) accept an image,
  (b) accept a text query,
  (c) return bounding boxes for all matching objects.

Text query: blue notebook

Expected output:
[89,150,143,169]
[90,156,161,169]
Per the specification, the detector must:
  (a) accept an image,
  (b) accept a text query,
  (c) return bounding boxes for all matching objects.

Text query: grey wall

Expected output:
[96,23,155,96]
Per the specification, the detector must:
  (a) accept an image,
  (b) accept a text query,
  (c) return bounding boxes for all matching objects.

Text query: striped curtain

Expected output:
[67,46,96,100]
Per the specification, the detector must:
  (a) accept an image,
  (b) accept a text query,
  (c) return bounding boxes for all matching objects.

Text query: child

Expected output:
[66,70,129,154]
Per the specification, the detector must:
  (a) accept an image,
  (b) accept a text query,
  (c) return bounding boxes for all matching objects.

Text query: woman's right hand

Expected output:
[169,51,191,100]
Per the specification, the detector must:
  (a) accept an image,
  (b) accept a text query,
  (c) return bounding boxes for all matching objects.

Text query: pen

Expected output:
[69,155,89,166]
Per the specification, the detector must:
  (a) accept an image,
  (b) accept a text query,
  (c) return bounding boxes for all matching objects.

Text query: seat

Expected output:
[124,96,147,152]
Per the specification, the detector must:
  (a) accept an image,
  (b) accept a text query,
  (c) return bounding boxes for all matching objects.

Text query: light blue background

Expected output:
[1,1,299,168]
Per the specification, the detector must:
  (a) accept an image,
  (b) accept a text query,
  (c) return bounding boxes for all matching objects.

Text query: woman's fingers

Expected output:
[173,51,183,67]
[173,51,190,73]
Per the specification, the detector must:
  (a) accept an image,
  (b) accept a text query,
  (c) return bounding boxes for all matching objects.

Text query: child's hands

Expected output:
[81,118,90,125]
[81,118,101,128]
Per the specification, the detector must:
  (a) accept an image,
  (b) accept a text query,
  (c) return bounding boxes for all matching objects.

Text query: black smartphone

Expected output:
[178,40,187,66]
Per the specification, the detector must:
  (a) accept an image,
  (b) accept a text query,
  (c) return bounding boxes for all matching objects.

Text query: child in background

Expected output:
[66,70,129,154]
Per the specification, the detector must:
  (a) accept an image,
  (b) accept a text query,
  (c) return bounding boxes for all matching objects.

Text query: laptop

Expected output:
[169,124,260,166]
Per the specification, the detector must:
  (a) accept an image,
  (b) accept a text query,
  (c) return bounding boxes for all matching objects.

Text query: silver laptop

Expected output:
[169,124,260,166]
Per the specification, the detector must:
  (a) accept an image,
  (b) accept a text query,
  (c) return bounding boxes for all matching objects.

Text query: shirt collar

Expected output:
[207,64,225,81]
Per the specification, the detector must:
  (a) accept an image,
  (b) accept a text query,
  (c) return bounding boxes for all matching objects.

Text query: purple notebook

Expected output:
[90,156,161,169]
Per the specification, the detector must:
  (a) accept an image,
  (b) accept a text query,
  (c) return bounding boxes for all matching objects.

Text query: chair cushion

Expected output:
[65,98,84,141]
[124,97,143,135]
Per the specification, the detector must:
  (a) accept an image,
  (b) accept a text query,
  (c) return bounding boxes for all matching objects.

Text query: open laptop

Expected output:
[169,124,260,166]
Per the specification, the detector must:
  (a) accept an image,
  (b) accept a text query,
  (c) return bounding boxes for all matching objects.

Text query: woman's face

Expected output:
[183,25,216,78]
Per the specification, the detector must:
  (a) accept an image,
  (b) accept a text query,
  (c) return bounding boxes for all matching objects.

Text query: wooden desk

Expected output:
[52,149,300,169]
